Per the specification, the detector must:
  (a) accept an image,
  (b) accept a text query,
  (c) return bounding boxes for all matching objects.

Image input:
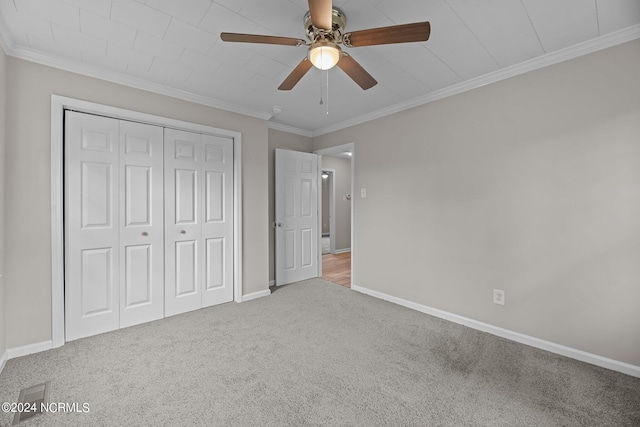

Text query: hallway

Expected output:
[321,252,351,288]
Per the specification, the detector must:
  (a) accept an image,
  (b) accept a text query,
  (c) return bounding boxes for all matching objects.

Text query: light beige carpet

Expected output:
[1,278,639,426]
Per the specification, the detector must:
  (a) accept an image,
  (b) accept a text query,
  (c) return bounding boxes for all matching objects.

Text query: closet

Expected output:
[64,111,234,341]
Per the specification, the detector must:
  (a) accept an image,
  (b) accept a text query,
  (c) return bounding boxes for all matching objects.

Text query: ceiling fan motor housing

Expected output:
[304,8,347,43]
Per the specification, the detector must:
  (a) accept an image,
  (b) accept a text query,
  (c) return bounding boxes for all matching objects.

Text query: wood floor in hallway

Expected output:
[322,252,351,288]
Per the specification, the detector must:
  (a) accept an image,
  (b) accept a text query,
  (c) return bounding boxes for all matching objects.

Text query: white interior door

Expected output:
[65,112,121,341]
[119,120,164,328]
[164,129,234,316]
[275,148,319,285]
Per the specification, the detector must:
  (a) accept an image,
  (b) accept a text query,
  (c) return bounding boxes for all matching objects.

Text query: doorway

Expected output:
[316,144,354,288]
[321,169,334,255]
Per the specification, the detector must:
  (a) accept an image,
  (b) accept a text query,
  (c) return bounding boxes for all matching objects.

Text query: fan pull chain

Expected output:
[319,48,324,105]
[319,71,324,105]
[326,70,329,115]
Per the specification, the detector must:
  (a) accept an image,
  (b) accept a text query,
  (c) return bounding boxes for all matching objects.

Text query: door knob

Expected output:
[180,230,186,234]
[276,223,283,228]
[141,231,148,236]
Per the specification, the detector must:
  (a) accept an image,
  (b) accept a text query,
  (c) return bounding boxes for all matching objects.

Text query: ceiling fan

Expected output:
[220,0,431,91]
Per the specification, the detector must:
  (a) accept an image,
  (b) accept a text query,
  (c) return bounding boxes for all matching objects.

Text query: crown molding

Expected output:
[0,10,13,55]
[1,16,639,137]
[309,24,640,137]
[4,44,272,121]
[267,121,314,138]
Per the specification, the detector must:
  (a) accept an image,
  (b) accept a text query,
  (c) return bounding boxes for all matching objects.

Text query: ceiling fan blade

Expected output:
[278,58,314,90]
[308,0,333,31]
[220,32,306,47]
[344,22,431,47]
[337,53,377,90]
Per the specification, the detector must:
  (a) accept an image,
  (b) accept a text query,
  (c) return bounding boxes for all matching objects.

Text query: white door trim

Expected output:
[50,95,243,348]
[314,143,354,287]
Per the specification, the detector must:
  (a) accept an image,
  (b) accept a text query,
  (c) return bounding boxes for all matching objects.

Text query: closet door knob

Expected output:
[141,231,148,236]
[180,230,186,234]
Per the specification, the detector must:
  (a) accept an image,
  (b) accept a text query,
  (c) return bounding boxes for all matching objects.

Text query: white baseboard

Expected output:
[334,248,351,254]
[0,350,8,375]
[241,289,271,302]
[352,285,640,378]
[7,340,53,360]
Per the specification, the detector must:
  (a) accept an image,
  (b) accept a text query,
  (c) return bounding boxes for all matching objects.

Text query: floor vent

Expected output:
[12,381,50,425]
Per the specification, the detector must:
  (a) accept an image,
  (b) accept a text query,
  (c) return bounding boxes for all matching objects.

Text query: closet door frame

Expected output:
[50,95,244,348]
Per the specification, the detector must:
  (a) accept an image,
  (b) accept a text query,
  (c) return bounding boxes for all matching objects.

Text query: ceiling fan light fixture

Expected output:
[221,7,429,91]
[309,42,341,70]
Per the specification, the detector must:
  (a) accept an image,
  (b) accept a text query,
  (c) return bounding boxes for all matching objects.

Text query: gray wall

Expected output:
[4,57,270,350]
[321,156,351,252]
[313,40,640,367]
[267,128,313,283]
[0,44,6,360]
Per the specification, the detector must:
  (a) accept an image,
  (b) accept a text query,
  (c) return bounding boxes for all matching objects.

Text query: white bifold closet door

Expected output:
[65,112,234,341]
[65,112,164,341]
[164,129,234,317]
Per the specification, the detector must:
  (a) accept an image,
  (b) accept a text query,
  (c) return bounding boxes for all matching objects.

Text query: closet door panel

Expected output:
[202,135,234,307]
[65,112,120,341]
[175,169,197,224]
[205,237,224,289]
[124,245,152,305]
[175,240,198,295]
[119,120,165,328]
[164,128,203,316]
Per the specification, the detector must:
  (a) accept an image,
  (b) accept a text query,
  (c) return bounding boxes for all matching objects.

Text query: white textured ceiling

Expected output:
[0,0,639,135]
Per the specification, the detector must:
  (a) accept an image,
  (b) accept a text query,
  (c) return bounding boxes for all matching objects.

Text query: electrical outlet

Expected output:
[493,289,505,305]
[361,188,367,198]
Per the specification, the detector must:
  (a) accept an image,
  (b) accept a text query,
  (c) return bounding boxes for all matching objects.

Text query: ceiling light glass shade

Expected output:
[309,43,341,70]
